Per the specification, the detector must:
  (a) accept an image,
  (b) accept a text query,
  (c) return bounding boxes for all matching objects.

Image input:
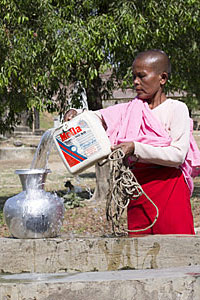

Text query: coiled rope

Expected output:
[105,149,159,236]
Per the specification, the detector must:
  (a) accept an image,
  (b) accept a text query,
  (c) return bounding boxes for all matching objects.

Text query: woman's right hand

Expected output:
[63,109,78,122]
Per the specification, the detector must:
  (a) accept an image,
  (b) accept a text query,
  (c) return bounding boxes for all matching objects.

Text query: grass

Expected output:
[39,111,56,130]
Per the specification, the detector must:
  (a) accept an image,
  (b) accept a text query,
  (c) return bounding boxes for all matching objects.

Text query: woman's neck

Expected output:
[147,93,166,109]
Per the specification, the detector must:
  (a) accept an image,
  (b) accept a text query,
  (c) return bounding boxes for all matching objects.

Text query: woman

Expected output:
[65,49,200,235]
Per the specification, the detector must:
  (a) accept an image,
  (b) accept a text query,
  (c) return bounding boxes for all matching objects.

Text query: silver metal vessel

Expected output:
[3,169,65,239]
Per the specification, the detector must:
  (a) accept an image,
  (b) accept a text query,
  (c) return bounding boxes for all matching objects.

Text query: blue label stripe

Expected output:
[56,139,87,161]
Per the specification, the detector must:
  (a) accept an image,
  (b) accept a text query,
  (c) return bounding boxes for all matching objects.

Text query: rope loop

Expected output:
[106,148,159,236]
[108,148,125,161]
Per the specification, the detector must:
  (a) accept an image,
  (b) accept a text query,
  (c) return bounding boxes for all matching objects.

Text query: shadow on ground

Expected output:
[0,195,16,210]
[192,186,200,198]
[78,172,96,179]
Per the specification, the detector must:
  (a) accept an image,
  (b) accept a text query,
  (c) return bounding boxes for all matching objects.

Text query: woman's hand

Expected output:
[111,142,135,157]
[63,109,78,122]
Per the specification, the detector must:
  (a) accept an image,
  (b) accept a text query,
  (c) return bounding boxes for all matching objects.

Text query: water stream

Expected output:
[30,128,55,170]
[30,127,93,198]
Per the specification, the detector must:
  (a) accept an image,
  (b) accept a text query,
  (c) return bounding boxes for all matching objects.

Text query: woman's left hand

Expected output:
[111,142,135,157]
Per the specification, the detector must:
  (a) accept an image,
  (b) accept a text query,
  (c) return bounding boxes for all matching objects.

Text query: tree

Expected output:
[1,0,199,203]
[1,0,200,135]
[111,0,200,104]
[0,0,118,133]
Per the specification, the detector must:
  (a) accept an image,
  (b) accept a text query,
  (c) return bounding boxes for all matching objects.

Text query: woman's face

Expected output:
[132,57,163,101]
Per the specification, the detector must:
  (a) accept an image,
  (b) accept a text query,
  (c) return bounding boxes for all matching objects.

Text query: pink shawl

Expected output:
[100,98,200,195]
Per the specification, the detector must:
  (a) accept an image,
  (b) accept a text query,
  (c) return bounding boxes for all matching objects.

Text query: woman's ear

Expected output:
[160,72,168,85]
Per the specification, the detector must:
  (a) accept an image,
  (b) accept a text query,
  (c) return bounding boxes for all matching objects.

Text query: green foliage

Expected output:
[111,1,200,103]
[56,186,86,209]
[0,210,5,226]
[60,191,85,209]
[0,0,200,133]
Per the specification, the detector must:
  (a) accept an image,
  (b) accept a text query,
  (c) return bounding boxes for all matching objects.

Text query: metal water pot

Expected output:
[3,169,65,239]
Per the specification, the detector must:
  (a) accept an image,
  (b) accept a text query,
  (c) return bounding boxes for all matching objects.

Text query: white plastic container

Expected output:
[53,111,111,175]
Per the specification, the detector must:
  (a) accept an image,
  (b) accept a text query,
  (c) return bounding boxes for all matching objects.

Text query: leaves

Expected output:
[0,0,200,133]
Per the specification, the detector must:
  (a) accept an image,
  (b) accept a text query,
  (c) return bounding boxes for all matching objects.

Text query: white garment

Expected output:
[97,98,190,168]
[133,98,190,167]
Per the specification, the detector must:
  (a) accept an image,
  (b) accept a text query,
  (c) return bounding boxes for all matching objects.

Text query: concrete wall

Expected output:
[0,235,199,274]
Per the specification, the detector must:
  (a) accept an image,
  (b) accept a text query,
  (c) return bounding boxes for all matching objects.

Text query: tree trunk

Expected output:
[91,162,110,202]
[34,108,40,129]
[86,74,103,110]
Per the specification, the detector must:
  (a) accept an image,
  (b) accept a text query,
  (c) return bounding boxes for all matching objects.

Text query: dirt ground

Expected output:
[1,134,200,237]
[0,149,115,238]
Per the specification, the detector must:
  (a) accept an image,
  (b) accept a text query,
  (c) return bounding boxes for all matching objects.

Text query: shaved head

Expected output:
[134,49,171,78]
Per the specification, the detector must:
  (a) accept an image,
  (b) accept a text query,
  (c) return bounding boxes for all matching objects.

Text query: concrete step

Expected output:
[0,145,57,160]
[0,265,200,299]
[0,235,200,274]
[14,126,31,133]
[11,134,42,139]
[13,127,45,136]
[0,147,36,160]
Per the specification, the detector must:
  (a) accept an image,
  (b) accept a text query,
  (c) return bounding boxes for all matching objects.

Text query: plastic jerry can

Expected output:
[53,110,111,175]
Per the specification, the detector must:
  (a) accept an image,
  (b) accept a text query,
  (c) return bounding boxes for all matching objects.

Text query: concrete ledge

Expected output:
[0,235,200,274]
[0,265,200,299]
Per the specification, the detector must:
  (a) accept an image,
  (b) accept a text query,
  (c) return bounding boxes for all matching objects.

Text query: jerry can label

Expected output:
[54,119,101,168]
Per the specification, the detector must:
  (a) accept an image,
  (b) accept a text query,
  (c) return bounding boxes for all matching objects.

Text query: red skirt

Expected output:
[127,164,195,235]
